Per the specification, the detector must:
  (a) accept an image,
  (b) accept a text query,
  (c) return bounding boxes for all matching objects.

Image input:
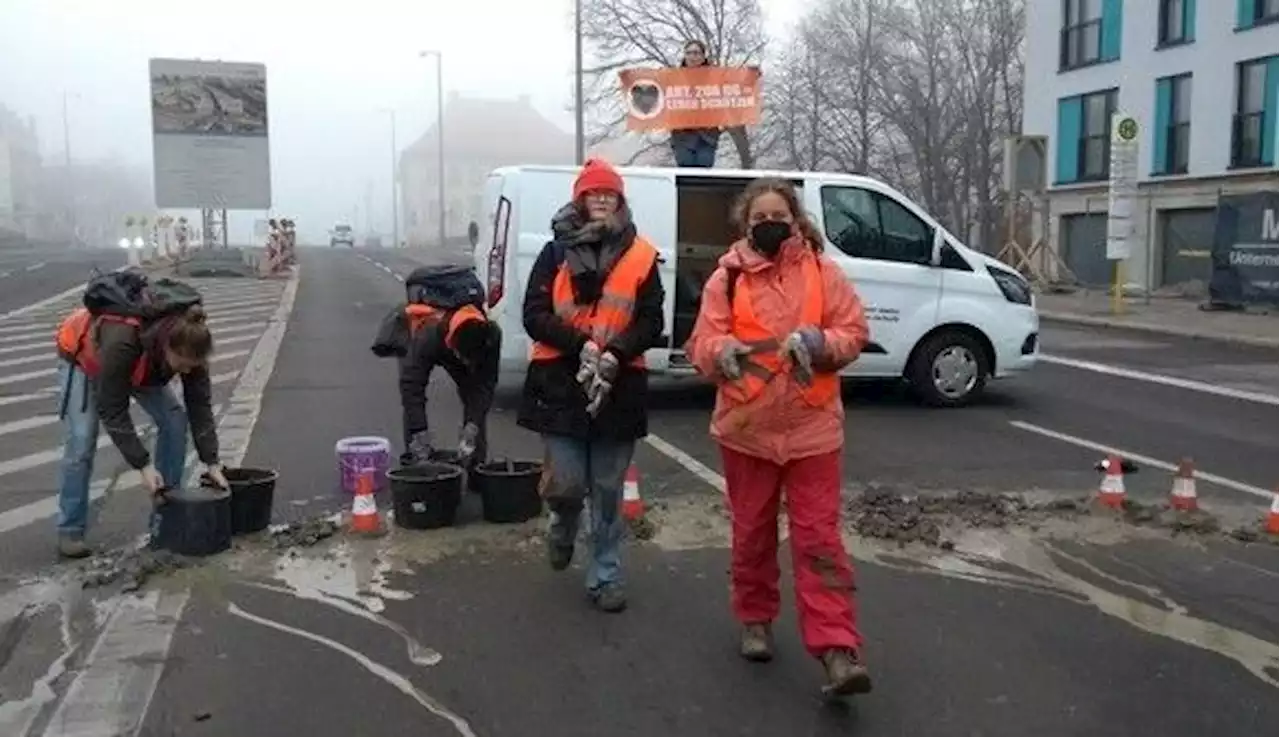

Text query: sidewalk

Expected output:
[1036,289,1279,348]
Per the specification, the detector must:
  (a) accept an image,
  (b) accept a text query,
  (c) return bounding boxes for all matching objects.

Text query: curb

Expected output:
[1039,310,1280,349]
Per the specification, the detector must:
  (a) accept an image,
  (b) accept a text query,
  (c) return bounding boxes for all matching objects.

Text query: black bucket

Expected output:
[473,459,543,524]
[150,486,232,557]
[388,462,464,530]
[223,467,278,535]
[426,448,483,492]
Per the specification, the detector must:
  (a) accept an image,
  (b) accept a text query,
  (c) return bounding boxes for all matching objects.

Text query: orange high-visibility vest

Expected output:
[405,303,486,350]
[529,237,658,368]
[54,308,150,385]
[721,254,838,407]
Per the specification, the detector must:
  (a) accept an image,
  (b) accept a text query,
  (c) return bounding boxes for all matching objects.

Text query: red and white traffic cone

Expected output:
[350,472,384,536]
[1096,454,1127,509]
[1266,491,1279,535]
[1169,457,1198,511]
[622,465,644,521]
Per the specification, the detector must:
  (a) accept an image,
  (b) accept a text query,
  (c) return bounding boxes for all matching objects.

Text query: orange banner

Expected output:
[618,66,762,133]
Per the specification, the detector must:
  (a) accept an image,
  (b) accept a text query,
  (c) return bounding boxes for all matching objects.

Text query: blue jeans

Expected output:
[543,435,636,592]
[672,140,717,168]
[56,361,189,538]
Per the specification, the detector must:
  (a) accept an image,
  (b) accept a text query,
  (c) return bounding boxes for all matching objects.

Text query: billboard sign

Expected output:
[1208,192,1279,306]
[150,58,271,209]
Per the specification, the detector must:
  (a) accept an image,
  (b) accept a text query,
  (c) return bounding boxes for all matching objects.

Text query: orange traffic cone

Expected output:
[1096,454,1126,509]
[350,472,384,536]
[1169,458,1198,511]
[1266,491,1279,535]
[622,465,644,521]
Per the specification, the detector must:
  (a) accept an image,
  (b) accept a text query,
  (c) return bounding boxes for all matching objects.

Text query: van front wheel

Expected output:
[907,331,989,408]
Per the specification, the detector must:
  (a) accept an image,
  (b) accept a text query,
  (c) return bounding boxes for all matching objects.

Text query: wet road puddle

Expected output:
[2,492,1276,735]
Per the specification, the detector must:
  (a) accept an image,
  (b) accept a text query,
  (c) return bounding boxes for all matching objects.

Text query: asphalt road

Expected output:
[0,247,1275,737]
[0,245,126,317]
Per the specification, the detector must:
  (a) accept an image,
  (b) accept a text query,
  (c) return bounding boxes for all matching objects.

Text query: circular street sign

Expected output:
[1117,117,1138,141]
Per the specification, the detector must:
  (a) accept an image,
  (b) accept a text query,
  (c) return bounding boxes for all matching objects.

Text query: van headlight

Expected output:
[986,265,1032,305]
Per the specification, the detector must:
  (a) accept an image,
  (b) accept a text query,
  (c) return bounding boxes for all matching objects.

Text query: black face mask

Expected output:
[750,221,791,258]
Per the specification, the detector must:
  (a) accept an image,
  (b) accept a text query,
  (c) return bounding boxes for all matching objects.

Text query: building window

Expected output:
[1231,57,1276,168]
[1060,0,1102,69]
[1157,0,1193,46]
[1154,74,1192,175]
[1079,89,1117,181]
[1238,0,1278,29]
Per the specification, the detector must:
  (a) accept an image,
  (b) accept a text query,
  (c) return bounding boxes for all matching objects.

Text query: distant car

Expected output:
[363,234,383,248]
[330,224,354,248]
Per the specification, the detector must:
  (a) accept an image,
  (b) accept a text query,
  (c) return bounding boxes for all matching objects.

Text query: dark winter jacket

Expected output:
[93,319,218,470]
[397,313,500,451]
[516,203,665,441]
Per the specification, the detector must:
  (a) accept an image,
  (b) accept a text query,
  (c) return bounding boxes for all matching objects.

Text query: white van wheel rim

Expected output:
[931,345,978,398]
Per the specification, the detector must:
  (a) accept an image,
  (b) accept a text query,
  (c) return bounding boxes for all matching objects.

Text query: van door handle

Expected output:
[657,256,668,265]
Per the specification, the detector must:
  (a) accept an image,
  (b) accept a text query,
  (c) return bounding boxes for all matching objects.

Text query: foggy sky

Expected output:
[0,0,803,245]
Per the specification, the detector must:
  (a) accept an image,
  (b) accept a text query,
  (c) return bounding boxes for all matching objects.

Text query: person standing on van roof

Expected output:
[670,40,721,168]
[684,178,873,696]
[518,158,665,613]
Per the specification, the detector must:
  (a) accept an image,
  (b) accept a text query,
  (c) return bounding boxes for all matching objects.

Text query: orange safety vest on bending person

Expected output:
[721,253,839,407]
[405,303,486,350]
[54,308,151,385]
[528,237,658,368]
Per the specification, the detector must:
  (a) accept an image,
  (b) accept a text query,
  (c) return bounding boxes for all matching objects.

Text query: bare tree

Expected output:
[578,0,768,166]
[766,0,1025,244]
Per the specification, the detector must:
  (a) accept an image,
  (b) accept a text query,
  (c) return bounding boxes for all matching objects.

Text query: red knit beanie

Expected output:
[572,158,625,201]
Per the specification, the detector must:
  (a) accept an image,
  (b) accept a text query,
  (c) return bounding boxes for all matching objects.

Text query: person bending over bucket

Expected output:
[371,265,501,468]
[52,269,226,560]
[684,177,873,696]
[517,158,665,613]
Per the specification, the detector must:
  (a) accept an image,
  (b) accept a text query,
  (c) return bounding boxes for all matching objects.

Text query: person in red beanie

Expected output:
[518,158,665,613]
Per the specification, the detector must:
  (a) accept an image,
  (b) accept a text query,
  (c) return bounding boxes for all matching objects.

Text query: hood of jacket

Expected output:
[717,234,813,275]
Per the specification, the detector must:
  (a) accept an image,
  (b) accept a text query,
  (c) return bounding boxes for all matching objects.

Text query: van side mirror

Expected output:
[929,228,945,267]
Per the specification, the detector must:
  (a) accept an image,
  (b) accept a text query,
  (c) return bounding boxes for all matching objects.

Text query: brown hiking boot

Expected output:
[821,649,872,696]
[57,535,92,560]
[739,624,774,662]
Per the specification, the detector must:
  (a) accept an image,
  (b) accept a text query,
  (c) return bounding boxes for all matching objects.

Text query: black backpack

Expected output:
[83,268,202,321]
[404,264,484,310]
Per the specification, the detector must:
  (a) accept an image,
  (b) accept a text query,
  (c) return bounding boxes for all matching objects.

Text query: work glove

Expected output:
[584,350,622,417]
[139,464,165,497]
[717,339,754,380]
[784,327,825,386]
[408,430,433,464]
[457,422,480,461]
[575,340,602,386]
[202,463,229,490]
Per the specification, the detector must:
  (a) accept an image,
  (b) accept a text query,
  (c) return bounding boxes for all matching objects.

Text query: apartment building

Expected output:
[1023,0,1277,290]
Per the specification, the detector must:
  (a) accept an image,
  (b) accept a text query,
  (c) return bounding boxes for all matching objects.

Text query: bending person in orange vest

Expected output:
[518,158,665,613]
[371,265,500,467]
[685,177,872,696]
[53,271,225,559]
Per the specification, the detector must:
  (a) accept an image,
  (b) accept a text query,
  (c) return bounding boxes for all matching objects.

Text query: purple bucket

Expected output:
[335,436,391,495]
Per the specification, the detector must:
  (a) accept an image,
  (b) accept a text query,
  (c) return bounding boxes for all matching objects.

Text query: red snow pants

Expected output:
[720,445,862,656]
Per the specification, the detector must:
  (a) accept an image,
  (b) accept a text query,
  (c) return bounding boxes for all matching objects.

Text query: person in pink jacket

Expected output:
[685,177,872,696]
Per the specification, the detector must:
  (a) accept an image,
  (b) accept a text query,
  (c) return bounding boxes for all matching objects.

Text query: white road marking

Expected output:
[1040,354,1278,406]
[643,434,725,491]
[24,261,46,272]
[1008,420,1273,500]
[39,589,189,737]
[27,270,300,736]
[0,351,251,439]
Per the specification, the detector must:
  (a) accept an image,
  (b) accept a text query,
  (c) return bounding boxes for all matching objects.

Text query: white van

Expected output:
[475,165,1039,407]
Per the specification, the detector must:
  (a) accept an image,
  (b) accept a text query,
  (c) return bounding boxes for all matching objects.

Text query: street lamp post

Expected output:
[419,50,446,251]
[574,0,585,165]
[379,108,401,249]
[62,91,78,246]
